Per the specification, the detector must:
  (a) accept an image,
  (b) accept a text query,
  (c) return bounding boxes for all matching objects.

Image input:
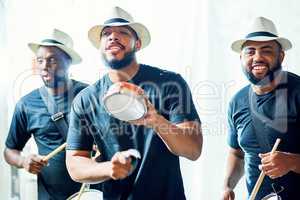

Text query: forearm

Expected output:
[288,153,300,174]
[66,152,111,184]
[223,149,244,190]
[153,115,202,161]
[4,148,24,168]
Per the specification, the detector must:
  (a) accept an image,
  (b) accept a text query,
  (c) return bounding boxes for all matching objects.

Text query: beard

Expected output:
[102,49,136,70]
[242,59,282,86]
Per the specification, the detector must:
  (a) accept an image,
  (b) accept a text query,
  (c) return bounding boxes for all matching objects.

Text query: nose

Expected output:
[39,59,51,70]
[253,51,264,62]
[108,31,120,42]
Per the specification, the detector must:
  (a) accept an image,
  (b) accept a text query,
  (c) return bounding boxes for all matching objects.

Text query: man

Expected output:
[4,29,87,199]
[66,6,202,200]
[222,17,300,200]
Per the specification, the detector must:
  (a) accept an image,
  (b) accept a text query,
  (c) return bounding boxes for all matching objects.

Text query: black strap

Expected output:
[39,87,69,140]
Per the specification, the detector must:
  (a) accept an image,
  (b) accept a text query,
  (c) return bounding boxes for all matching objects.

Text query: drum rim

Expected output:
[67,189,102,199]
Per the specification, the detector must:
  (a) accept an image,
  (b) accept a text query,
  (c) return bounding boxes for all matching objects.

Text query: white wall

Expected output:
[1,0,300,199]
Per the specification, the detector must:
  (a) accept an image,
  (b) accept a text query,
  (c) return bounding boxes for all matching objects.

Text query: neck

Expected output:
[108,60,140,82]
[46,79,71,96]
[251,71,283,95]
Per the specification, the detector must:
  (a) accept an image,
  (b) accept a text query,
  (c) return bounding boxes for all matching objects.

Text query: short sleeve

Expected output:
[66,95,94,151]
[165,74,200,124]
[5,101,31,150]
[227,100,240,149]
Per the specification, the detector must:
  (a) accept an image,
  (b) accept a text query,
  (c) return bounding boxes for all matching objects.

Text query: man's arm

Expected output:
[152,116,202,161]
[130,100,202,161]
[4,147,47,174]
[66,149,134,183]
[222,147,245,200]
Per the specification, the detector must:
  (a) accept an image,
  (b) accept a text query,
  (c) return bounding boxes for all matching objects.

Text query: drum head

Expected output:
[67,189,103,200]
[103,92,146,121]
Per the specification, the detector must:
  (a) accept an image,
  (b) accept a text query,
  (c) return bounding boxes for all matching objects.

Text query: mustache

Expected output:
[252,62,268,67]
[106,41,125,50]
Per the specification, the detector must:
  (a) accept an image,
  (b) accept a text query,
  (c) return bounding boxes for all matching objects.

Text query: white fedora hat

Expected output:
[231,16,292,53]
[28,29,82,64]
[88,6,151,50]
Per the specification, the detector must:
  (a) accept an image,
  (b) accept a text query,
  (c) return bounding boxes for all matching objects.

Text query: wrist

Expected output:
[152,115,169,132]
[288,153,299,172]
[18,156,25,168]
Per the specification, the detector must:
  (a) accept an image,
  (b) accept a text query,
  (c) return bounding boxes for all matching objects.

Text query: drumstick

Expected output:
[76,183,86,200]
[42,143,67,162]
[249,138,281,200]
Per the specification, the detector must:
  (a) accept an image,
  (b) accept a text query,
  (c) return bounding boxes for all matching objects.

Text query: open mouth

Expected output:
[252,64,268,74]
[106,43,125,53]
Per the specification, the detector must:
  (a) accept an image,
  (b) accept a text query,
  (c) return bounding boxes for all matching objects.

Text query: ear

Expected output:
[135,39,142,51]
[279,50,285,63]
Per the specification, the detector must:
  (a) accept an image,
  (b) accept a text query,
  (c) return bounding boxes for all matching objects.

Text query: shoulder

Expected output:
[140,64,187,88]
[72,79,89,89]
[229,85,251,109]
[287,71,300,89]
[11,89,41,114]
[71,79,89,94]
[141,64,183,80]
[72,77,108,107]
[18,88,41,105]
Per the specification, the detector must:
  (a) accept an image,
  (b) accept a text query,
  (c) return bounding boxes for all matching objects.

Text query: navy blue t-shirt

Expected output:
[228,71,300,200]
[5,80,87,200]
[67,64,200,200]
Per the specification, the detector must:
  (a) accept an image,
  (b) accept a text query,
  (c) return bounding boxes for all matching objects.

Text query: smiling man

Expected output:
[222,17,300,200]
[4,29,87,199]
[66,6,202,200]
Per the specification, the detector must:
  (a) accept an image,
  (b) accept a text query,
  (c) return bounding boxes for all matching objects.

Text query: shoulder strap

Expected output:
[39,87,69,141]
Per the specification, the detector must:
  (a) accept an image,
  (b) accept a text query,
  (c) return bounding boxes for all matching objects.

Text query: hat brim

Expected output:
[88,22,151,50]
[231,36,292,53]
[28,42,82,65]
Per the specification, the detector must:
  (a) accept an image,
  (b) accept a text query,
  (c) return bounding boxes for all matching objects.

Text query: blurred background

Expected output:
[1,0,300,199]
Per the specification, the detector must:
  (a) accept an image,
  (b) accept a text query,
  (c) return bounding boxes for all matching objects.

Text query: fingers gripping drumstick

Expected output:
[42,143,67,162]
[249,138,281,200]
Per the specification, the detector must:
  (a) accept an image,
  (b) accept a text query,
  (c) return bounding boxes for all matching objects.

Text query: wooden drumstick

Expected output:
[42,143,67,162]
[76,183,86,200]
[249,138,281,200]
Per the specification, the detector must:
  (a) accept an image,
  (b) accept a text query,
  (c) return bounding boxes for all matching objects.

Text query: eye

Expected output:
[101,30,111,37]
[49,57,57,65]
[261,50,273,55]
[244,49,255,56]
[36,58,44,64]
[120,30,130,35]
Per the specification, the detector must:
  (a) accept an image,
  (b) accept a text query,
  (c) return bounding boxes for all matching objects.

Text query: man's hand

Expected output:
[129,98,161,129]
[109,151,133,180]
[259,151,293,179]
[22,154,48,174]
[221,188,235,200]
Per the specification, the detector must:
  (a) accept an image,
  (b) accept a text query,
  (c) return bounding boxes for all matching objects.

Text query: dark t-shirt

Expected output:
[5,80,88,200]
[67,64,200,200]
[228,71,300,200]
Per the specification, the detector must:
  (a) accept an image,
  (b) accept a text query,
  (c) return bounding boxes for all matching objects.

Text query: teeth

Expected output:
[253,66,267,70]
